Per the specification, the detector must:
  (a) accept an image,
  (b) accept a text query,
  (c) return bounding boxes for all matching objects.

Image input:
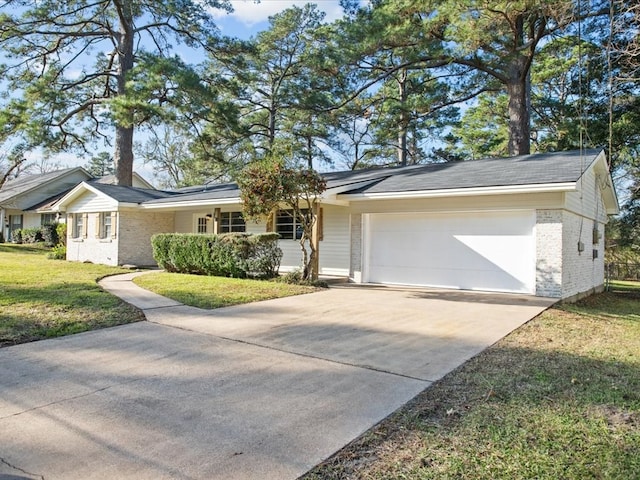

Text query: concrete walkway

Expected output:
[0,273,555,480]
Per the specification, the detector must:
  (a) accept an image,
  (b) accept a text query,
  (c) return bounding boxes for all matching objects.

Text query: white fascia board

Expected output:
[140,197,243,210]
[590,151,620,215]
[339,182,578,201]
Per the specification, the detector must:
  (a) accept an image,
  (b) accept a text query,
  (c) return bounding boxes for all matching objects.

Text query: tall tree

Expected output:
[85,151,114,177]
[203,4,333,171]
[342,0,609,156]
[0,145,27,188]
[0,0,231,186]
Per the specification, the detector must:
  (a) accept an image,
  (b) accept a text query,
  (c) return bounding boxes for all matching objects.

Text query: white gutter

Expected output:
[339,182,578,201]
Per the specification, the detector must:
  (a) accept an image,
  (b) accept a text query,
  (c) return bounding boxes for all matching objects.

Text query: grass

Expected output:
[0,243,144,347]
[133,271,318,309]
[303,282,640,480]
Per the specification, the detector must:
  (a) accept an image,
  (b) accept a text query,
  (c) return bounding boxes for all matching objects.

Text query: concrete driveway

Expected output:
[0,274,555,480]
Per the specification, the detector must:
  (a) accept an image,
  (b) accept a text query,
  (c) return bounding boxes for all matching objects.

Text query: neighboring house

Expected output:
[0,168,153,241]
[54,150,619,300]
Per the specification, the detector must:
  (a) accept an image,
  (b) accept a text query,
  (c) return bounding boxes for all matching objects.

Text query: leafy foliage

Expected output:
[238,158,326,280]
[151,232,282,279]
[0,0,232,185]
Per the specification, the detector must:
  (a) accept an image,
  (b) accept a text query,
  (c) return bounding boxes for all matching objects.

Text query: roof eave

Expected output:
[339,182,578,201]
[140,197,243,210]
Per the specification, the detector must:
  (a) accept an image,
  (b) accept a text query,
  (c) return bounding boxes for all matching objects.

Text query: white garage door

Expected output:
[365,211,536,294]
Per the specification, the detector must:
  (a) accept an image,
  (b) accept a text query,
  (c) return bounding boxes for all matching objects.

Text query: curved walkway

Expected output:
[0,273,555,480]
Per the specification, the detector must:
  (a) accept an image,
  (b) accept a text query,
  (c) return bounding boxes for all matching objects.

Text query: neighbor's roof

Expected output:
[0,167,90,205]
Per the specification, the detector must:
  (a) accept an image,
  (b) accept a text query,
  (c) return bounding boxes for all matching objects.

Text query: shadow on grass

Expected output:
[0,281,144,347]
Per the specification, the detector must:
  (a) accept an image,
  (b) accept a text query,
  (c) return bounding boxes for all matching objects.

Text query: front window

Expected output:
[196,216,208,234]
[220,211,246,233]
[41,213,56,226]
[102,213,112,238]
[276,209,308,240]
[73,214,83,238]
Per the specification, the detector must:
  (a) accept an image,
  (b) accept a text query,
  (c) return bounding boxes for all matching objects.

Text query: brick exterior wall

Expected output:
[349,213,362,282]
[535,209,606,299]
[535,210,563,297]
[561,211,605,299]
[118,210,174,266]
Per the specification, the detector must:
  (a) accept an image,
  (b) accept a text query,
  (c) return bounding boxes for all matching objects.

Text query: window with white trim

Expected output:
[196,216,208,234]
[100,212,113,239]
[220,211,245,233]
[72,214,84,239]
[276,209,308,240]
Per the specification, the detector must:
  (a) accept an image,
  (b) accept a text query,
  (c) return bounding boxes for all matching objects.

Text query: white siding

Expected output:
[279,239,304,271]
[347,192,564,215]
[318,205,350,275]
[564,165,609,223]
[66,190,118,213]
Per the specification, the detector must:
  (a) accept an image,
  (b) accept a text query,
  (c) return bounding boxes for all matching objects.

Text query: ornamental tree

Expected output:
[237,159,326,281]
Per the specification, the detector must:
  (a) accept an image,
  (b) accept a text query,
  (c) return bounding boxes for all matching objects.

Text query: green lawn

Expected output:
[0,244,144,346]
[133,271,317,309]
[303,283,640,480]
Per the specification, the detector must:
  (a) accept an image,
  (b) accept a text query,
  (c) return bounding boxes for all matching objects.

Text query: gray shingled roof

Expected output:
[144,183,241,204]
[61,149,601,207]
[88,182,177,203]
[0,168,84,204]
[339,149,601,195]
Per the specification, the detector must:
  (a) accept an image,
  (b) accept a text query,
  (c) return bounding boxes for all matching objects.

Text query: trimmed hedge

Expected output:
[12,224,59,246]
[151,232,282,278]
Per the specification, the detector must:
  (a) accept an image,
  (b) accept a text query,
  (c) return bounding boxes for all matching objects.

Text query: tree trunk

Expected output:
[506,70,531,156]
[505,11,531,158]
[114,3,135,186]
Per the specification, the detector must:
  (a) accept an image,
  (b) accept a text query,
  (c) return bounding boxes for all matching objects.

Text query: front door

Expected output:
[9,214,23,241]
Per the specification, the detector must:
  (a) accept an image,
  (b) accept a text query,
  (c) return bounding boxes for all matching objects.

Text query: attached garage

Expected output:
[363,210,537,294]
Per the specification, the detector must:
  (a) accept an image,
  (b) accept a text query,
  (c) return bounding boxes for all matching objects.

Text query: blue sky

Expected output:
[212,0,346,38]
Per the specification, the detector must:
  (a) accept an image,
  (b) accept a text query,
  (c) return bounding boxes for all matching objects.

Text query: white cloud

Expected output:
[213,0,345,27]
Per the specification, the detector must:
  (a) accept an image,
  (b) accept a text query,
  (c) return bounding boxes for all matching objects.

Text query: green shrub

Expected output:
[151,232,282,278]
[18,227,43,244]
[12,229,23,244]
[40,224,59,247]
[47,244,67,260]
[56,223,67,246]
